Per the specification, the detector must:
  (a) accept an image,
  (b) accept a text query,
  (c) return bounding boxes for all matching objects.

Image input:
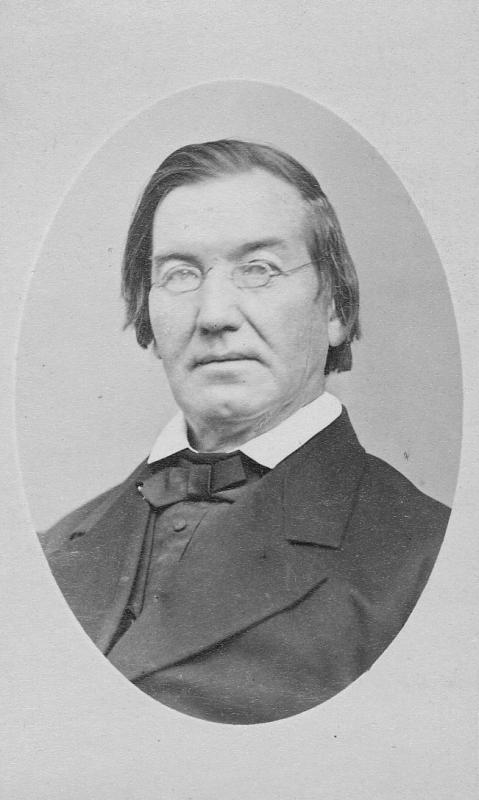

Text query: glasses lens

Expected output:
[163,266,202,293]
[236,262,271,288]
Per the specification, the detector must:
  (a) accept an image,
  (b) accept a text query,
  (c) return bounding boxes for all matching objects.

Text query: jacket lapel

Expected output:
[283,408,367,547]
[47,463,151,652]
[108,410,368,678]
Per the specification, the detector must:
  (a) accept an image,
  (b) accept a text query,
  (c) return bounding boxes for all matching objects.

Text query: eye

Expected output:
[246,260,281,274]
[161,265,202,291]
[237,260,283,288]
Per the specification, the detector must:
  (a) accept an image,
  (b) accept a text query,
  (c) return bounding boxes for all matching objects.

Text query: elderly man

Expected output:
[42,139,449,724]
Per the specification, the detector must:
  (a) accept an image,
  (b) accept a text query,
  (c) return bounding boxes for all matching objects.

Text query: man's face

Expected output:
[149,169,344,437]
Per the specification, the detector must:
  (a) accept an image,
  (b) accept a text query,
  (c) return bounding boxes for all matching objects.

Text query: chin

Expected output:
[184,388,268,425]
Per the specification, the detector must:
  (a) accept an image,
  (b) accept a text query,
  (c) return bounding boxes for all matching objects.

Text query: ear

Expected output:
[327,299,348,347]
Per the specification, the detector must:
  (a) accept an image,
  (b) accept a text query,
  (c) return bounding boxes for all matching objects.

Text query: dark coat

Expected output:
[41,410,449,724]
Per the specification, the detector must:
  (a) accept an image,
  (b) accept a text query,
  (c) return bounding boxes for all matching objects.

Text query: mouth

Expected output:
[194,353,259,367]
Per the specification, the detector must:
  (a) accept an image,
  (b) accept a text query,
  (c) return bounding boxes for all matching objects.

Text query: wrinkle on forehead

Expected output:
[152,169,311,259]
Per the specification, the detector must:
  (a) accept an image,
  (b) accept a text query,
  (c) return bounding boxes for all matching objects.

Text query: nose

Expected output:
[194,267,244,335]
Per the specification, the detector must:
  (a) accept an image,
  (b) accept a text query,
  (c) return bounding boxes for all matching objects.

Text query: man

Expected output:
[42,139,449,724]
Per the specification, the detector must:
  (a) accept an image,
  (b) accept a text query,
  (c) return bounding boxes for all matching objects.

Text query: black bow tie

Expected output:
[137,451,250,511]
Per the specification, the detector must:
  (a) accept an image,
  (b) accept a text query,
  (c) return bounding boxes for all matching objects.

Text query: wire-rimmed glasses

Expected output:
[150,260,316,294]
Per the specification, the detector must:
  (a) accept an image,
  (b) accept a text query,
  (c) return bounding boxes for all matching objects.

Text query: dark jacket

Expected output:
[41,410,449,724]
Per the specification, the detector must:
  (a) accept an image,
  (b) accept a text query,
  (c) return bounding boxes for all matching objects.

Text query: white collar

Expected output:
[148,391,342,469]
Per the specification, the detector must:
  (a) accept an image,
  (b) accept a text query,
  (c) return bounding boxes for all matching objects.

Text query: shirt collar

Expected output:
[148,392,342,469]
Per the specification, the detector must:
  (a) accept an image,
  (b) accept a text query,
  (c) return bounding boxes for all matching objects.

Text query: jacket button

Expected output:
[172,517,187,531]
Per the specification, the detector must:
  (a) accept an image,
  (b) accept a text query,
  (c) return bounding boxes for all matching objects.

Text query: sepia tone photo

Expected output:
[4,4,477,796]
[17,83,461,726]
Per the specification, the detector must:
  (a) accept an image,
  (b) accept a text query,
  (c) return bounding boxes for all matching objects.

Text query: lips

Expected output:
[194,353,258,366]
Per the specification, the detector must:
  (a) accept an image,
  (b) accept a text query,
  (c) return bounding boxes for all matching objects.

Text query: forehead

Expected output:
[152,169,309,254]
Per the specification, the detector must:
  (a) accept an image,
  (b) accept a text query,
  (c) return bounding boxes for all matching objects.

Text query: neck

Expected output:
[187,423,261,453]
[185,393,324,452]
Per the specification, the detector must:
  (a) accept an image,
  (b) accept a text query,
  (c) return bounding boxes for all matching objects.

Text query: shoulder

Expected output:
[361,452,450,517]
[355,451,450,555]
[38,460,147,556]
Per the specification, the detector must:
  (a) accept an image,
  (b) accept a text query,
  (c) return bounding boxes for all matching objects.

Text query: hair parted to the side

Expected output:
[122,139,360,374]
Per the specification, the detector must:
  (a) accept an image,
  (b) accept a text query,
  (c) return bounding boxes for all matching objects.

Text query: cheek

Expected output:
[149,302,192,360]
[272,300,327,368]
[273,298,320,345]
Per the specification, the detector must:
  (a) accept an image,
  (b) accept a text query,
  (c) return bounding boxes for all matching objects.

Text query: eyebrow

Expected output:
[152,252,202,269]
[231,238,288,259]
[152,239,288,269]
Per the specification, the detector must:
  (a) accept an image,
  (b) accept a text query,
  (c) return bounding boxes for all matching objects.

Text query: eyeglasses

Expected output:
[150,260,316,295]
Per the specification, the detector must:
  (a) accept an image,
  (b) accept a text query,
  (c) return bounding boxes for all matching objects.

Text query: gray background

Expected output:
[2,3,478,799]
[17,81,461,529]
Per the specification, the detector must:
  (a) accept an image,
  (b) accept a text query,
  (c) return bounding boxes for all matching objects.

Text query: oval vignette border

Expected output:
[15,80,462,725]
